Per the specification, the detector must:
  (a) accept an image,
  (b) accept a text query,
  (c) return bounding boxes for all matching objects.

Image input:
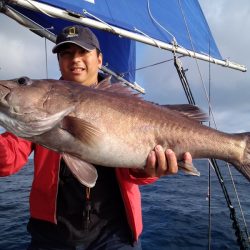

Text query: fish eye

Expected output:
[17,77,31,85]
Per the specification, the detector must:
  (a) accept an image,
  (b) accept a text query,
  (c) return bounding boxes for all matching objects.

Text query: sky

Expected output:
[0,0,249,133]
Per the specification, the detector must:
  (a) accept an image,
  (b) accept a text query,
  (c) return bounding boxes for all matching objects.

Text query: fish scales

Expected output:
[0,77,249,187]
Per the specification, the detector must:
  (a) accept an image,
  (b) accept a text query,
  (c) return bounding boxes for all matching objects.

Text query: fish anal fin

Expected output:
[62,116,101,145]
[62,153,97,188]
[178,161,200,176]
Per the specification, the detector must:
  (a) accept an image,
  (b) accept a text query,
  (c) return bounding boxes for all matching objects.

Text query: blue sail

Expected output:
[40,0,221,58]
[6,0,222,81]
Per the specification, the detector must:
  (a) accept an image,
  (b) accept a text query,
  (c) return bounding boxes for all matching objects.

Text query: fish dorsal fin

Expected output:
[162,104,208,123]
[94,76,112,90]
[62,153,97,188]
[94,77,142,100]
[62,116,101,145]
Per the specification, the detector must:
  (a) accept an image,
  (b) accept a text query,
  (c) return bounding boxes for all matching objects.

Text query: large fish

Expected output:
[0,77,249,187]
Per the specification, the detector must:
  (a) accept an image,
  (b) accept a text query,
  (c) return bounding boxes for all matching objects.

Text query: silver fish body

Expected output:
[0,77,249,187]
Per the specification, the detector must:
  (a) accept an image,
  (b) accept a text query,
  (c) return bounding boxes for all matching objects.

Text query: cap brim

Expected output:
[52,41,95,53]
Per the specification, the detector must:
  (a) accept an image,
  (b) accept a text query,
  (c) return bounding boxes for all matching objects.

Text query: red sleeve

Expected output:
[0,132,33,176]
[116,168,158,185]
[128,170,158,185]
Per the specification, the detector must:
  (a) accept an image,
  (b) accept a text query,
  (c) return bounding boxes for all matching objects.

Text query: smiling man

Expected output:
[0,25,192,250]
[53,26,102,86]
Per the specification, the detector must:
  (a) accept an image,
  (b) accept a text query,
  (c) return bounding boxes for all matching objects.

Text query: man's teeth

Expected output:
[72,68,84,72]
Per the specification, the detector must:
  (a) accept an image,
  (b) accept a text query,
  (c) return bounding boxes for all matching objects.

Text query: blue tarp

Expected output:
[8,0,222,82]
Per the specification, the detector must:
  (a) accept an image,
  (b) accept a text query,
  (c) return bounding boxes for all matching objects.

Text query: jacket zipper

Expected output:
[53,154,61,224]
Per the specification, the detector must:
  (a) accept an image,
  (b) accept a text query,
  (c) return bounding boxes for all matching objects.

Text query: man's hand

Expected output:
[131,145,192,178]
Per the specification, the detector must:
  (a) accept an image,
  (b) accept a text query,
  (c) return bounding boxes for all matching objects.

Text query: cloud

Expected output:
[0,15,60,79]
[200,0,250,62]
[136,0,250,133]
[198,0,250,132]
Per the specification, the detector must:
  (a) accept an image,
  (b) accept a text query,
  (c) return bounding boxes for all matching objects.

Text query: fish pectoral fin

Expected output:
[62,116,101,146]
[178,161,200,176]
[62,153,97,188]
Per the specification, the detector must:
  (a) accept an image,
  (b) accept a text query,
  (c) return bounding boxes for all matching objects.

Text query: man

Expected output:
[0,25,192,250]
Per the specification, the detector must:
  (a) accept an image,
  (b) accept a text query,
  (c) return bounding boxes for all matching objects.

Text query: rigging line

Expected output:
[174,55,195,105]
[82,9,117,34]
[208,159,250,250]
[147,0,176,43]
[44,38,48,79]
[228,163,250,240]
[173,56,236,250]
[121,56,185,77]
[179,2,249,243]
[24,0,54,18]
[133,28,161,48]
[207,159,212,250]
[208,40,212,250]
[177,1,249,248]
[177,0,217,129]
[146,0,194,59]
[188,9,249,249]
[136,57,175,71]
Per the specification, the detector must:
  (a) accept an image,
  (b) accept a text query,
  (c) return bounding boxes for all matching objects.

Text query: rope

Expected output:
[44,38,48,79]
[136,57,175,71]
[147,0,176,43]
[176,1,249,248]
[82,9,117,34]
[208,49,212,250]
[133,27,161,48]
[146,0,192,57]
[177,0,217,128]
[208,159,249,250]
[120,56,180,78]
[228,164,250,240]
[207,160,212,250]
[174,55,195,105]
[24,0,54,18]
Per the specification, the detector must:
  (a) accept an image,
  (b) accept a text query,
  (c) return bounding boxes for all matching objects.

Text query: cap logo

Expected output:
[65,27,78,38]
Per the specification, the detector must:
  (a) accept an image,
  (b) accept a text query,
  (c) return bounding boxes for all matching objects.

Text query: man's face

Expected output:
[58,44,102,86]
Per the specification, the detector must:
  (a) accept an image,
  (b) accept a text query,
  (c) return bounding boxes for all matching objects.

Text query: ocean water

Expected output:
[0,160,249,250]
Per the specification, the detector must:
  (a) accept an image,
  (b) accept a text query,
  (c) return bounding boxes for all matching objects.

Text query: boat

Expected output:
[0,0,249,249]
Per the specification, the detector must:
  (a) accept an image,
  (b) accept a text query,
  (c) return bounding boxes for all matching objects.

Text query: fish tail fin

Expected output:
[234,132,250,181]
[178,161,200,176]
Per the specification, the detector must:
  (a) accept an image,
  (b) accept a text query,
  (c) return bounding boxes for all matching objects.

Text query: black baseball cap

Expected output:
[52,25,100,53]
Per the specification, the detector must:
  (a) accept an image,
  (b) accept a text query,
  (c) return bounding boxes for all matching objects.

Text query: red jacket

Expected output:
[0,132,157,241]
